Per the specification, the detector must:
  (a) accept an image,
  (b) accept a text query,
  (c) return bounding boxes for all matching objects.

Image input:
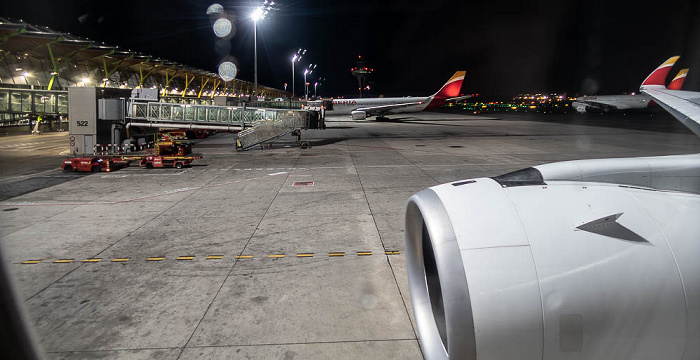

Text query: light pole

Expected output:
[314,82,318,98]
[304,69,311,100]
[304,64,316,101]
[251,8,264,99]
[291,49,305,99]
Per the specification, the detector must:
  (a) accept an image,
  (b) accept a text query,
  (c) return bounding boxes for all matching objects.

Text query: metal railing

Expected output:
[129,101,301,126]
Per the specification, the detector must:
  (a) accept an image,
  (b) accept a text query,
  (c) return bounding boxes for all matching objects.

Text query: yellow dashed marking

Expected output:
[20,250,400,265]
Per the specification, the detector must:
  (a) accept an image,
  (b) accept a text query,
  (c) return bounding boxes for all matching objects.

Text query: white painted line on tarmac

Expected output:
[268,171,288,176]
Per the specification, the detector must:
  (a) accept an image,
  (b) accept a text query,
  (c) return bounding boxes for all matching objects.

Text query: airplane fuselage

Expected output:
[328,96,433,115]
[572,94,652,112]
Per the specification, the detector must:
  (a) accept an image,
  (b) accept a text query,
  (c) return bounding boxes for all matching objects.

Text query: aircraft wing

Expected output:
[445,95,473,103]
[572,99,619,111]
[637,56,700,135]
[642,88,700,136]
[356,101,423,116]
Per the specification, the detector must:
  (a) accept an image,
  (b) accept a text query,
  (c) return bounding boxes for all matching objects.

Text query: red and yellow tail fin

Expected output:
[640,56,679,89]
[433,71,466,98]
[667,68,689,90]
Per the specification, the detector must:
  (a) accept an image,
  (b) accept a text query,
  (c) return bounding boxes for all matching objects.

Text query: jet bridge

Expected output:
[127,99,323,149]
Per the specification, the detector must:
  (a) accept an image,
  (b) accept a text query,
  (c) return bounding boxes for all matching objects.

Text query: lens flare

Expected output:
[218,61,237,81]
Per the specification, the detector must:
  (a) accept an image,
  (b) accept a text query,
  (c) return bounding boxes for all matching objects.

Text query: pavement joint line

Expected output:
[177,147,305,360]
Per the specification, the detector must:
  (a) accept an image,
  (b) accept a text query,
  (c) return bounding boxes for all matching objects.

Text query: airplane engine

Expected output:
[405,173,699,360]
[351,110,367,120]
[571,101,587,113]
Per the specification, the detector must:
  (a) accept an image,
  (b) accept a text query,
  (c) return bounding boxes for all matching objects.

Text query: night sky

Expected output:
[2,0,700,99]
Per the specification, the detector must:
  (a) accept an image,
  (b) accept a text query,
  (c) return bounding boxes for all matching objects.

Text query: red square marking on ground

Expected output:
[293,181,315,186]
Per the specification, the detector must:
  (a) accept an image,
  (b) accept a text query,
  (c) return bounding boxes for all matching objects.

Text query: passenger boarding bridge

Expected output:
[128,98,323,150]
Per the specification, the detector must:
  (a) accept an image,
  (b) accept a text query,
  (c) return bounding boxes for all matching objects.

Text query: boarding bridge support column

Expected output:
[68,87,98,155]
[241,102,246,130]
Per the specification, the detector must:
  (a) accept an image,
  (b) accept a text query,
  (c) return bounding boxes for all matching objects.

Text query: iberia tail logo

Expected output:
[434,71,466,99]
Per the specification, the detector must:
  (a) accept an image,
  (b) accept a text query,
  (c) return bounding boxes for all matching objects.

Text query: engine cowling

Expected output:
[351,110,367,120]
[405,175,699,360]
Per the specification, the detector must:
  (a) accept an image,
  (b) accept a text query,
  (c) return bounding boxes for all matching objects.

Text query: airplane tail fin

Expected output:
[667,69,689,90]
[432,71,466,98]
[640,56,679,90]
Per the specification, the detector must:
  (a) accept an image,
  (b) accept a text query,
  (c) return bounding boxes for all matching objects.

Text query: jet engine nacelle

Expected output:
[572,101,587,113]
[351,110,367,120]
[405,174,700,360]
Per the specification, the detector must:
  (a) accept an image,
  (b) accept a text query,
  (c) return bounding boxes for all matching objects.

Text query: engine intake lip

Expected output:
[405,188,476,360]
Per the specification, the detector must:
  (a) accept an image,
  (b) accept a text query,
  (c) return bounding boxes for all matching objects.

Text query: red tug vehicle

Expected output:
[61,156,130,173]
[61,131,202,172]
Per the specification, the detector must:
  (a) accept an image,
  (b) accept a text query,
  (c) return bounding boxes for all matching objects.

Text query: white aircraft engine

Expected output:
[405,163,700,360]
[351,110,367,120]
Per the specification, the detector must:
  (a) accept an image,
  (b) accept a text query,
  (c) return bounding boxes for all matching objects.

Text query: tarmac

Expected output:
[1,110,699,359]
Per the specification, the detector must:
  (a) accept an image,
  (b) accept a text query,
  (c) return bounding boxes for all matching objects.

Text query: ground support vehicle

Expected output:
[138,155,201,169]
[61,156,129,173]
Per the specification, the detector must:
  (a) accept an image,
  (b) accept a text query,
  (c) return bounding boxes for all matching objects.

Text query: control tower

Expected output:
[351,55,374,98]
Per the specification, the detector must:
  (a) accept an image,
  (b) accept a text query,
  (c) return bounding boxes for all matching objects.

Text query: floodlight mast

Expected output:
[251,8,264,99]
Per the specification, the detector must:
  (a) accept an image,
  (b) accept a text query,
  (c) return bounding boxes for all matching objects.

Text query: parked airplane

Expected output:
[572,67,689,113]
[404,56,699,360]
[327,71,471,120]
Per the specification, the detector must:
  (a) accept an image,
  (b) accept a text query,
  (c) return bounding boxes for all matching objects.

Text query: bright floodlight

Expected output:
[218,61,237,81]
[206,3,224,15]
[251,8,264,21]
[81,77,90,83]
[213,18,232,38]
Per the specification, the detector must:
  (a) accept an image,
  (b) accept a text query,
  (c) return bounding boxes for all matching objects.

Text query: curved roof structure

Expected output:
[0,17,287,98]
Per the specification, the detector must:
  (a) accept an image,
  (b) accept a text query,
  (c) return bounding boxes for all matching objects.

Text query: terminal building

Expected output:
[0,18,289,133]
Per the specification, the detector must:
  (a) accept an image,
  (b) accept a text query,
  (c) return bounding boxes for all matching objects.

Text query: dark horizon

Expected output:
[2,0,699,98]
